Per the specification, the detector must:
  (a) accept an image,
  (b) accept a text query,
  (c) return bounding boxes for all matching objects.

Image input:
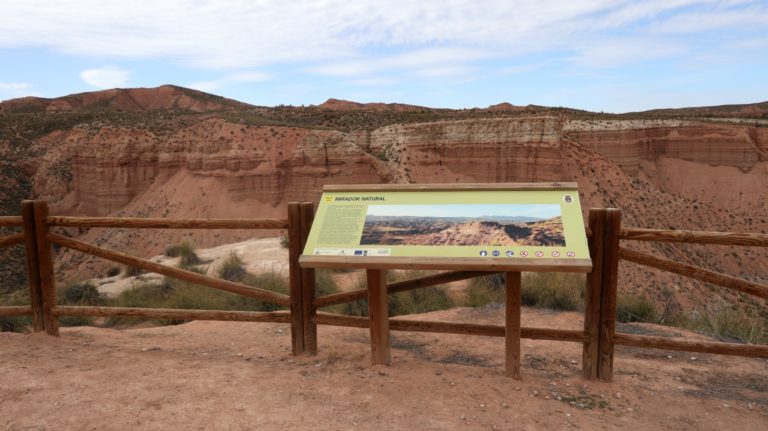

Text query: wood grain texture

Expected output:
[506,271,522,379]
[619,246,768,300]
[582,209,605,380]
[54,306,291,322]
[620,228,768,247]
[597,208,621,382]
[300,255,592,273]
[322,182,578,192]
[33,201,59,336]
[300,202,318,354]
[366,269,391,365]
[47,233,291,306]
[614,333,768,358]
[0,216,22,227]
[0,306,32,316]
[21,201,44,332]
[313,270,494,308]
[46,216,288,229]
[314,312,585,342]
[287,203,304,355]
[0,232,24,248]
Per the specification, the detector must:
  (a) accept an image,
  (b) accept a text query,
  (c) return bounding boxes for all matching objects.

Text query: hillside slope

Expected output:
[0,86,766,313]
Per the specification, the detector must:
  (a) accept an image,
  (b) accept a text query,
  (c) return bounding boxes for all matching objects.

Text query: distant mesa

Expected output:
[316,98,432,113]
[0,84,253,114]
[484,102,526,112]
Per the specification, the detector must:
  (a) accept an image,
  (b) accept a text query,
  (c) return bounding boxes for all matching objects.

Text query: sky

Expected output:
[367,204,560,219]
[0,0,766,113]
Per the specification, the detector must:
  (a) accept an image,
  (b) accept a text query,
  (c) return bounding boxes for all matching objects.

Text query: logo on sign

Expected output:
[479,250,488,256]
[520,251,528,257]
[551,251,560,257]
[567,251,576,257]
[535,251,544,257]
[505,251,514,257]
[492,250,500,257]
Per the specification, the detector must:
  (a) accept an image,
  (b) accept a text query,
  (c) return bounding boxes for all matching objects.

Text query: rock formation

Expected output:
[1,86,766,311]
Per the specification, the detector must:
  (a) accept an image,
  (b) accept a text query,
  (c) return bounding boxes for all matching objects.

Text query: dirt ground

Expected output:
[1,307,767,430]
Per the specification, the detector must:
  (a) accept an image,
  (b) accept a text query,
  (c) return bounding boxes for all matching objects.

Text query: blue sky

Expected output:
[367,204,560,219]
[0,0,766,112]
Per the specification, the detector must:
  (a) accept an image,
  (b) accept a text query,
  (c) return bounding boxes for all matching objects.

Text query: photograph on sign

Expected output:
[360,204,564,247]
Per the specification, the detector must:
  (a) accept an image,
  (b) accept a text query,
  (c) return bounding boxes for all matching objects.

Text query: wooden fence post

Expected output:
[597,208,621,381]
[582,209,606,380]
[367,269,391,365]
[505,271,522,379]
[300,202,318,354]
[287,203,305,355]
[32,201,59,336]
[21,200,45,332]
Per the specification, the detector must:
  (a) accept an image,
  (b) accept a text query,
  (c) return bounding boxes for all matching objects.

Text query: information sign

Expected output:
[302,184,589,266]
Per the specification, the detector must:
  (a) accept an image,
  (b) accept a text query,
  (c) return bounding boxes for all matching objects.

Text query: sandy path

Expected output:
[1,307,767,430]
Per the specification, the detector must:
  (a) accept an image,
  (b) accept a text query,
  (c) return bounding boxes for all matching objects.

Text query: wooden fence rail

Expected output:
[2,199,766,383]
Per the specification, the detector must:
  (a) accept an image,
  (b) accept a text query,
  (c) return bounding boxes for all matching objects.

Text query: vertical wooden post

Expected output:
[597,208,621,381]
[287,202,305,355]
[582,209,606,380]
[21,200,45,332]
[366,269,390,365]
[32,201,59,336]
[505,271,522,379]
[299,202,318,354]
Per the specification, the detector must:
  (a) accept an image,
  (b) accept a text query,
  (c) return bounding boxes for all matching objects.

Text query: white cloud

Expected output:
[188,71,272,92]
[650,7,768,33]
[0,0,765,80]
[0,82,32,91]
[79,66,132,88]
[569,38,686,68]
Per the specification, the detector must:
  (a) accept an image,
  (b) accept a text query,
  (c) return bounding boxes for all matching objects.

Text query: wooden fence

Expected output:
[1,202,767,381]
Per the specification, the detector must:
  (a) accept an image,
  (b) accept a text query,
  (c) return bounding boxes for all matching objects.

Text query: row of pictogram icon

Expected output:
[478,250,577,258]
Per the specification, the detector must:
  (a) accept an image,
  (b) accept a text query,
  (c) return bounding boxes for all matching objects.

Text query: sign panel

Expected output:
[302,187,589,261]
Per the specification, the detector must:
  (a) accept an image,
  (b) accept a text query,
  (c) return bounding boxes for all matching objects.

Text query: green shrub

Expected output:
[57,282,104,327]
[164,244,182,257]
[217,252,246,282]
[0,291,31,332]
[122,264,144,277]
[465,274,505,308]
[687,302,767,344]
[315,269,341,297]
[339,270,453,316]
[59,282,103,306]
[389,286,453,316]
[177,241,201,268]
[617,294,657,323]
[0,315,31,332]
[521,272,583,311]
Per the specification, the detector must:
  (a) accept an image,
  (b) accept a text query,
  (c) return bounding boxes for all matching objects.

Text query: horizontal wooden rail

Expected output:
[47,233,291,306]
[314,270,495,308]
[46,216,289,230]
[0,216,23,227]
[54,306,291,323]
[620,228,768,247]
[619,246,768,300]
[314,312,586,342]
[0,232,24,248]
[614,333,768,358]
[0,305,32,317]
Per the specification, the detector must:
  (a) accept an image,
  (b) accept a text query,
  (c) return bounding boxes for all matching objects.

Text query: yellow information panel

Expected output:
[303,186,589,261]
